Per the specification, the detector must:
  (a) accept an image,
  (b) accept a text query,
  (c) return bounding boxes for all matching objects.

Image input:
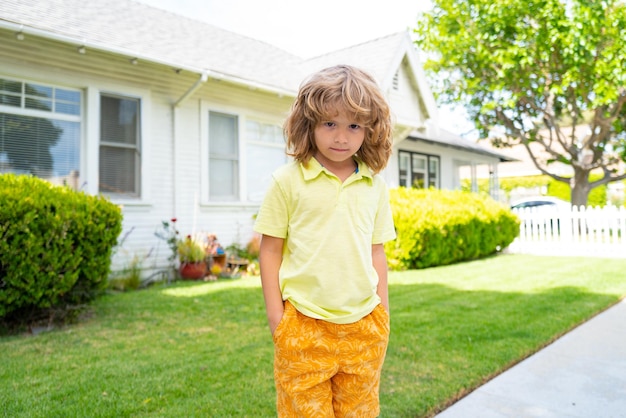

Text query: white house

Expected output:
[0,0,512,271]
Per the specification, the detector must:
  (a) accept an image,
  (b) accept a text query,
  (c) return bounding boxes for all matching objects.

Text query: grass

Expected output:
[2,254,625,417]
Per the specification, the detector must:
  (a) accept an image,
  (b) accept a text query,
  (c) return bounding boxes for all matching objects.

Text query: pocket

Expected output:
[373,304,390,334]
[351,192,376,235]
[272,302,292,343]
[376,303,389,316]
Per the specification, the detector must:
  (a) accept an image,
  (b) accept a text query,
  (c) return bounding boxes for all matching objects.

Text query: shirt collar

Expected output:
[301,157,373,182]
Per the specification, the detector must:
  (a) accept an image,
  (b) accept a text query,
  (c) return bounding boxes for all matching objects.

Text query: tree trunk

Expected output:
[570,168,592,207]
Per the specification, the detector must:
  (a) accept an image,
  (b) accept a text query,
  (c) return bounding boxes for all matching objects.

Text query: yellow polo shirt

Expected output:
[254,157,396,324]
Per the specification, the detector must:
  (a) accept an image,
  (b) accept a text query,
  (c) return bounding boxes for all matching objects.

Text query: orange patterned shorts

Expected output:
[272,301,390,417]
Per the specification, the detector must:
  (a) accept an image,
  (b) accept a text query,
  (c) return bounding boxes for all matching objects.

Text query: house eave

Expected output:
[0,20,295,98]
[408,134,517,163]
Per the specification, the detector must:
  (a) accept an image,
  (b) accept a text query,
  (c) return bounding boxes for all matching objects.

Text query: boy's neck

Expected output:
[314,155,357,182]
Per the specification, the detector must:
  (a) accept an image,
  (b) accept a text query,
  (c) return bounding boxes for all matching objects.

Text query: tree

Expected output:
[415,0,626,206]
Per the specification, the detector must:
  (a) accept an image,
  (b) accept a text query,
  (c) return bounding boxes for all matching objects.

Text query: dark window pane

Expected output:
[101,95,139,145]
[0,79,22,93]
[99,146,139,196]
[0,94,20,107]
[25,97,52,111]
[99,94,141,196]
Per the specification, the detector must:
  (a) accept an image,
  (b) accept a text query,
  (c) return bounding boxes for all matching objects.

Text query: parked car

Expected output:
[510,196,571,234]
[510,196,571,211]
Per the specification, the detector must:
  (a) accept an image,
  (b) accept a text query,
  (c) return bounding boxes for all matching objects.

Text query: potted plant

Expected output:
[177,235,207,280]
[206,234,226,267]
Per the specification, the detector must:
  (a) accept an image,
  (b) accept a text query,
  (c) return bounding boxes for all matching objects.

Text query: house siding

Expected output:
[0,28,291,271]
[171,83,292,264]
[389,59,425,126]
[1,16,510,276]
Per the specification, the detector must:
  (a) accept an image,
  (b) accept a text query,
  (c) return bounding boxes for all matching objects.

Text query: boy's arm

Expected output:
[259,234,285,334]
[372,243,389,313]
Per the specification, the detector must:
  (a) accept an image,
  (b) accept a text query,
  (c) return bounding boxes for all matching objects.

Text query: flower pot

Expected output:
[179,262,207,280]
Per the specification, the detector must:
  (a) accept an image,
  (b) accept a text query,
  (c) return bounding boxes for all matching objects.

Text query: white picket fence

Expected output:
[507,206,626,258]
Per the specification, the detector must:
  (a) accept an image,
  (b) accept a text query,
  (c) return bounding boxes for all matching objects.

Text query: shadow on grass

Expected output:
[1,277,621,418]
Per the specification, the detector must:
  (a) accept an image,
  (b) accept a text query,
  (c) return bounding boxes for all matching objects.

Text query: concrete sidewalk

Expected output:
[435,299,626,418]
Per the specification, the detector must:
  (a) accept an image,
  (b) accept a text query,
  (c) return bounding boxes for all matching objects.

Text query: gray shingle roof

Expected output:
[0,0,304,92]
[0,0,418,95]
[0,0,510,161]
[410,129,516,162]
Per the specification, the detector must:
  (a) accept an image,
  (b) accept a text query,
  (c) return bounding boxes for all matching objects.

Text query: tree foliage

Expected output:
[415,0,626,205]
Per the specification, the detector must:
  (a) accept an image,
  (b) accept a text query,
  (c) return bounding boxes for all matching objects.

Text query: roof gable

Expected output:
[301,32,406,85]
[0,1,438,106]
[302,31,438,122]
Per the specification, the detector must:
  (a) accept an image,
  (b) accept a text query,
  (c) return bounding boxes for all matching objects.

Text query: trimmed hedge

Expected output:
[385,188,520,270]
[0,174,123,322]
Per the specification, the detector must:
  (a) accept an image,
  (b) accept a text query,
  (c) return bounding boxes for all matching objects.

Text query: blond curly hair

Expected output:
[284,65,393,174]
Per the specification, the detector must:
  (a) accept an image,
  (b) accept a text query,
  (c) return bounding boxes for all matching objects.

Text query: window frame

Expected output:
[200,109,241,202]
[0,74,151,204]
[0,76,82,188]
[92,86,151,205]
[200,102,286,205]
[398,150,441,189]
[98,92,142,199]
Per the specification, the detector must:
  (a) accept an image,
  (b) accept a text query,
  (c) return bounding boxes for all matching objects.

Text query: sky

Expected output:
[134,0,432,58]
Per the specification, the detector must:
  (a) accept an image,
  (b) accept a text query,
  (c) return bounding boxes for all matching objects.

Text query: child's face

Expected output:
[313,106,366,169]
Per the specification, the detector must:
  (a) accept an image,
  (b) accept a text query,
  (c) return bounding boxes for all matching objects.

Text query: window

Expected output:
[411,154,427,188]
[429,158,439,188]
[209,111,238,201]
[245,120,287,202]
[0,77,81,189]
[99,94,141,197]
[398,151,440,189]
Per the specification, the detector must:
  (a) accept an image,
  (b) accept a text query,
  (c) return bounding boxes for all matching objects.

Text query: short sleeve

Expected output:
[253,176,289,239]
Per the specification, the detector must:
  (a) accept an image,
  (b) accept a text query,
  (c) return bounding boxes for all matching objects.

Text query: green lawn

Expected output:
[2,254,625,417]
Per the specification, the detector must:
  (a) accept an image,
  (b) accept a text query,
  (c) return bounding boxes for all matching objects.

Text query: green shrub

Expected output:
[0,174,123,324]
[385,188,519,270]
